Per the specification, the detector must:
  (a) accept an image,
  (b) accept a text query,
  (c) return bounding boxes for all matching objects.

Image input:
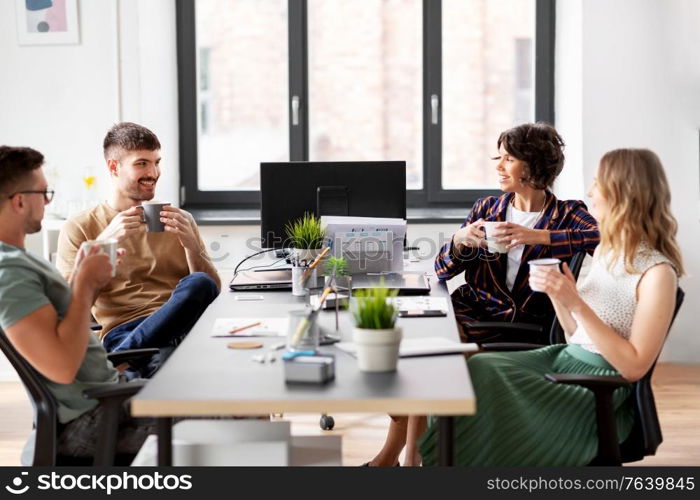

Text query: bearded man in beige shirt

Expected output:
[57,122,220,377]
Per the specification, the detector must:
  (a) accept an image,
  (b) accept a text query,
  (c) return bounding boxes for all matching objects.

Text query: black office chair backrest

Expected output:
[548,251,587,344]
[623,287,684,460]
[0,328,59,466]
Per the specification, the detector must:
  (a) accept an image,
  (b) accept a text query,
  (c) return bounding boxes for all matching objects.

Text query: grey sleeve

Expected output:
[0,266,51,330]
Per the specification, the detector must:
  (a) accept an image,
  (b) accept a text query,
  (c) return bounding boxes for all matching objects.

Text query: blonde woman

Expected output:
[418,148,683,466]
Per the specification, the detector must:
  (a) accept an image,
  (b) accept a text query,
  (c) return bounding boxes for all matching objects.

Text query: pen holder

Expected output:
[286,309,320,351]
[292,265,316,297]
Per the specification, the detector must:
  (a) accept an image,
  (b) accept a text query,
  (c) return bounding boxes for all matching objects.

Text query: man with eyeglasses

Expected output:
[0,145,154,461]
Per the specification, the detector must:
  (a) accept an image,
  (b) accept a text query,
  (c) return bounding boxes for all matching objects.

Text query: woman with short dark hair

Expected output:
[440,122,599,344]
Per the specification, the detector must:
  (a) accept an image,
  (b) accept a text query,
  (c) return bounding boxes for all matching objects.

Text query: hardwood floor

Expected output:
[1,363,698,466]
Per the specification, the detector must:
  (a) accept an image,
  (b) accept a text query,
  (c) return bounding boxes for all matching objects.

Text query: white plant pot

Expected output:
[353,327,402,372]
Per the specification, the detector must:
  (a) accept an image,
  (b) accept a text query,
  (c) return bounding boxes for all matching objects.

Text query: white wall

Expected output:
[0,0,179,213]
[556,0,700,362]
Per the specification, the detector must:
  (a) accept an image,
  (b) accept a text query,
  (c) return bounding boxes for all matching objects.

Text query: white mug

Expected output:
[481,221,508,254]
[81,238,118,277]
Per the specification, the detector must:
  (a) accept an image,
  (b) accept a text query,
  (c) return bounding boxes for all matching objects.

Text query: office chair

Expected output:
[465,251,588,347]
[545,287,684,465]
[0,328,156,466]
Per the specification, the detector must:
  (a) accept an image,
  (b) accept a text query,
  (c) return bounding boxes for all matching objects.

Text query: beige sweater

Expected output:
[56,203,204,338]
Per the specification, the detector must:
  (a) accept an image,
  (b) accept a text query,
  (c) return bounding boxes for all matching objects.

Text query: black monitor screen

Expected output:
[260,161,406,248]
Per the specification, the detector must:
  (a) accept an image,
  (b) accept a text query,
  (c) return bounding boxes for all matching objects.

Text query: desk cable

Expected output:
[233,248,285,276]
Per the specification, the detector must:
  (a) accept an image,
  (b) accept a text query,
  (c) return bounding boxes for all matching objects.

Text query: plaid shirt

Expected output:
[435,191,599,342]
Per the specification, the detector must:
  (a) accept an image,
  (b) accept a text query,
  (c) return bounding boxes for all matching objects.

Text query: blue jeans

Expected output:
[102,272,218,376]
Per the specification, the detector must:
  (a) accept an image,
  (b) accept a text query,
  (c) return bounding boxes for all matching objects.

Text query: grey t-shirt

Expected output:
[0,242,119,423]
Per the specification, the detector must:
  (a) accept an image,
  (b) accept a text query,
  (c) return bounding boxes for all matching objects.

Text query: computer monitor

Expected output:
[260,161,406,249]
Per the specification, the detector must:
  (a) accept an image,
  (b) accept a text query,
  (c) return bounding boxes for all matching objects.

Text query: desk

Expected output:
[131,267,475,466]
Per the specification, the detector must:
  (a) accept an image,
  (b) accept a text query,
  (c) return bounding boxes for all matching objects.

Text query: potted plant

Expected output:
[284,212,327,264]
[352,286,401,372]
[324,256,351,296]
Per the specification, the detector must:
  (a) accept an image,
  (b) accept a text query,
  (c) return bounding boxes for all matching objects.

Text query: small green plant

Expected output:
[284,212,326,249]
[352,286,398,330]
[324,256,349,277]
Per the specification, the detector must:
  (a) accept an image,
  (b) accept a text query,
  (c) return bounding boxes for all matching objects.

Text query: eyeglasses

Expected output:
[7,189,55,203]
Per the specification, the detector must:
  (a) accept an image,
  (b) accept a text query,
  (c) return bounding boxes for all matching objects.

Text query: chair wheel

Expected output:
[320,415,335,430]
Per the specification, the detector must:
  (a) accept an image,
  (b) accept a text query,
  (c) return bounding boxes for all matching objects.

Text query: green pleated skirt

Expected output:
[419,344,635,466]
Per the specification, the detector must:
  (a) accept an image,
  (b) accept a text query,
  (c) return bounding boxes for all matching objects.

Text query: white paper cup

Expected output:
[81,238,118,277]
[482,221,508,253]
[528,258,561,292]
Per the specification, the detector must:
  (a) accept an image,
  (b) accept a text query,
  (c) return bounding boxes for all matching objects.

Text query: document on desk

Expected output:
[336,337,479,358]
[321,215,406,273]
[211,318,288,337]
[390,297,449,315]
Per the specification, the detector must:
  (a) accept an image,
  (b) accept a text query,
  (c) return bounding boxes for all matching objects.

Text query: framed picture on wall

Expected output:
[15,0,80,46]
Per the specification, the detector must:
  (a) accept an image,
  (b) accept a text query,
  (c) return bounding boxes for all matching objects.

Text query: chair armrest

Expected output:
[82,380,147,466]
[480,342,547,352]
[463,321,544,333]
[83,380,146,401]
[545,373,628,390]
[545,372,630,465]
[106,348,160,366]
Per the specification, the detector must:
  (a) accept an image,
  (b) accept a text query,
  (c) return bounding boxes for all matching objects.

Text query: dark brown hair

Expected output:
[496,122,565,189]
[0,146,45,202]
[103,122,161,161]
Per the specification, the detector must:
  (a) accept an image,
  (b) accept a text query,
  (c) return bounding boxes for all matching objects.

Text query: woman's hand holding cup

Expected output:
[529,260,583,312]
[452,218,487,251]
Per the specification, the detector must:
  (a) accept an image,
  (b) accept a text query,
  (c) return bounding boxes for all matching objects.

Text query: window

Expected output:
[177,0,554,208]
[194,0,288,191]
[308,0,423,189]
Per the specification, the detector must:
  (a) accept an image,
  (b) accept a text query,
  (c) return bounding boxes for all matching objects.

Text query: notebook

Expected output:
[351,271,430,295]
[336,337,479,358]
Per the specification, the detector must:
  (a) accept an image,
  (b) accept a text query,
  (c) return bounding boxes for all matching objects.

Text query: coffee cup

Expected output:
[528,258,562,292]
[481,221,508,254]
[81,238,118,277]
[138,201,171,232]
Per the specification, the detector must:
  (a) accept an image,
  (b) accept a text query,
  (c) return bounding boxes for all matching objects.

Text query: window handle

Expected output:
[291,95,300,126]
[431,94,439,125]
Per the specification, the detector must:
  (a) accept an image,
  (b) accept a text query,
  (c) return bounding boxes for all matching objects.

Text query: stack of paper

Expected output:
[321,215,406,273]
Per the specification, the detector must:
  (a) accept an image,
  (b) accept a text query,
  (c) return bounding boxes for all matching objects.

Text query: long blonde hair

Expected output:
[597,148,684,275]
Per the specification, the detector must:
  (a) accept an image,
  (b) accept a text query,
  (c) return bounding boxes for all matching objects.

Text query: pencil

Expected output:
[301,246,331,283]
[229,321,262,334]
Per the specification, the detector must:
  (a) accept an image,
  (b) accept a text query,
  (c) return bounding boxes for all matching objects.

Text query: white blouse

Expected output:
[505,204,541,290]
[568,244,674,354]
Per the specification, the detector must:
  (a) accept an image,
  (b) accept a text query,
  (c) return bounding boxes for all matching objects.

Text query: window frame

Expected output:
[176,0,555,210]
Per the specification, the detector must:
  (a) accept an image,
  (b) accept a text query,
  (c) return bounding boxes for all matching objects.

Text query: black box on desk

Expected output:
[284,355,335,384]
